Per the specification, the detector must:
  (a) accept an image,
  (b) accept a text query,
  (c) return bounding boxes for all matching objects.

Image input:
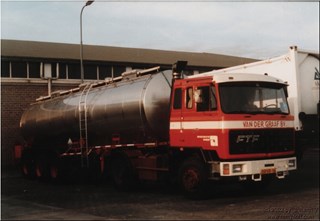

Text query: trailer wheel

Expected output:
[35,159,46,179]
[86,153,103,183]
[48,153,62,181]
[111,156,138,191]
[35,155,50,180]
[50,164,59,179]
[20,151,35,179]
[178,158,208,199]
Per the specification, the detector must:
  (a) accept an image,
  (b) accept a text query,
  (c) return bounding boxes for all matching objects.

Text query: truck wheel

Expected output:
[111,156,138,191]
[86,153,102,183]
[50,164,59,180]
[178,158,208,199]
[35,159,46,179]
[35,155,50,180]
[48,153,62,181]
[20,151,35,179]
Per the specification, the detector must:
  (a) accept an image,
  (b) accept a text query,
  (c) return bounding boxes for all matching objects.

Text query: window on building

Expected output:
[11,61,27,78]
[29,62,41,78]
[51,63,57,78]
[41,63,58,79]
[113,66,126,77]
[131,64,146,70]
[59,63,67,79]
[1,61,10,77]
[84,64,97,80]
[68,63,81,79]
[99,65,112,80]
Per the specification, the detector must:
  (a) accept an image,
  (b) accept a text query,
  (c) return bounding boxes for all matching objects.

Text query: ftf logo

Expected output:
[236,135,260,143]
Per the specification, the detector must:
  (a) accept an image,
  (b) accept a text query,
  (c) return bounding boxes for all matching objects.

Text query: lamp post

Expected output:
[80,0,94,83]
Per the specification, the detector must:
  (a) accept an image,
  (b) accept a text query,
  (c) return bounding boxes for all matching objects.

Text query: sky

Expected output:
[1,1,319,59]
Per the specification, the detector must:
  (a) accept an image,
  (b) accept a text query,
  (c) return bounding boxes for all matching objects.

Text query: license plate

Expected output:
[261,168,276,174]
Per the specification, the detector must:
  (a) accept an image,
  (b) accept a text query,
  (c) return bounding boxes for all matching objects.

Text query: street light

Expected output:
[80,0,94,83]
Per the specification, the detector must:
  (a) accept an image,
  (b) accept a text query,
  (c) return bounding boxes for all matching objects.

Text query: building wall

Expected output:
[1,81,78,167]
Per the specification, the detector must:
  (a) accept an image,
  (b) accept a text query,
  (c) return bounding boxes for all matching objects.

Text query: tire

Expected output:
[110,156,138,191]
[20,150,36,179]
[85,153,103,183]
[48,154,62,182]
[50,164,59,180]
[178,158,209,200]
[35,152,51,181]
[35,155,50,180]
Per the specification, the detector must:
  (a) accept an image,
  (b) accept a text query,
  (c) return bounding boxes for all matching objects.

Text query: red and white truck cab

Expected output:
[170,72,297,182]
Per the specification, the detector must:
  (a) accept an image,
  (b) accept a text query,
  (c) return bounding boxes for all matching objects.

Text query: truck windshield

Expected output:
[219,82,289,114]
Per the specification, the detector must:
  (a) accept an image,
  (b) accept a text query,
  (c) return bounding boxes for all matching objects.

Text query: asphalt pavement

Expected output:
[1,148,319,220]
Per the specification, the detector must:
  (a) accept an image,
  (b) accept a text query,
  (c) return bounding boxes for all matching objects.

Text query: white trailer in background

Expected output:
[192,46,319,159]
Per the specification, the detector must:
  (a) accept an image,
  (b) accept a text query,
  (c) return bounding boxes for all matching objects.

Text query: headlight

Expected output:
[232,164,243,173]
[288,159,296,168]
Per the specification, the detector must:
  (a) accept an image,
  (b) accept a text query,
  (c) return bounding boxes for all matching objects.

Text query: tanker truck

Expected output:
[18,65,297,198]
[194,46,319,160]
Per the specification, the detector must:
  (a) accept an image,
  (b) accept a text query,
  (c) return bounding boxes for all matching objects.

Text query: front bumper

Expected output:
[210,157,297,181]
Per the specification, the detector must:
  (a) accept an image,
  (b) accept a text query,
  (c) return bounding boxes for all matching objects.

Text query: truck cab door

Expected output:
[170,86,184,146]
[170,79,219,149]
[186,83,219,148]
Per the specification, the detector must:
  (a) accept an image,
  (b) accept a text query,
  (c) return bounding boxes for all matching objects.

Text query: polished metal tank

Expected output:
[20,70,173,149]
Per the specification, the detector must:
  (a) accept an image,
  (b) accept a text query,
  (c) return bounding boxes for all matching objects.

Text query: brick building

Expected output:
[1,39,258,167]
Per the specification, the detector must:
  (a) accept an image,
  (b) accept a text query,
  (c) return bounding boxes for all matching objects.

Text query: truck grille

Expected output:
[229,129,294,155]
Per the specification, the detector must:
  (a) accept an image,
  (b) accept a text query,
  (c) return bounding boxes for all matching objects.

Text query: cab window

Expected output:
[173,88,182,109]
[186,87,193,109]
[195,85,217,112]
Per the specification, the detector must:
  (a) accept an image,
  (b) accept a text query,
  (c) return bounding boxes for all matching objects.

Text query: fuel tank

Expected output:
[20,70,173,149]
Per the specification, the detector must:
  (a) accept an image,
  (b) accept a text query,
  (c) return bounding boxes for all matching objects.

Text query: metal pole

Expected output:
[47,78,52,96]
[80,5,85,84]
[80,0,94,83]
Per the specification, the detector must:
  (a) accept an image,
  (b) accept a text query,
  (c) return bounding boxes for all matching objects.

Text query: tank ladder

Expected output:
[78,83,92,168]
